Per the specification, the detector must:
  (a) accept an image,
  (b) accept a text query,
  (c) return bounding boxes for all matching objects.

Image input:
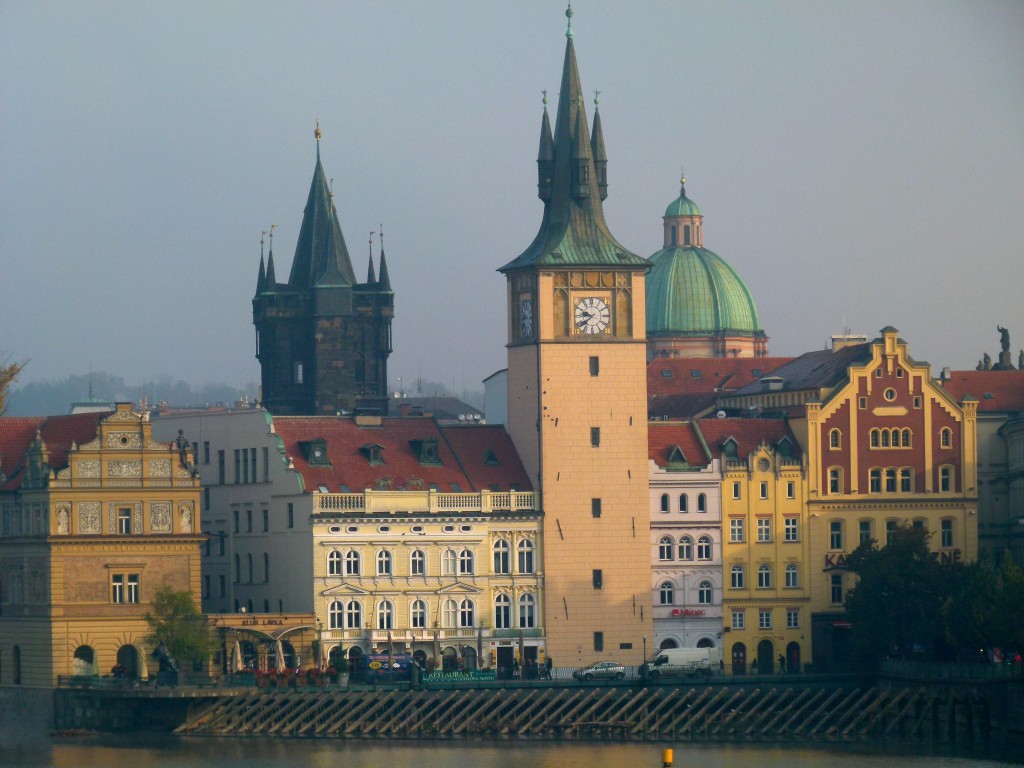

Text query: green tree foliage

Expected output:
[144,585,215,666]
[0,355,26,414]
[943,556,997,655]
[844,524,958,663]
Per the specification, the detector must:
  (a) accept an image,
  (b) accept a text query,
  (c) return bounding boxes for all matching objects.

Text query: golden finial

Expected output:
[314,119,321,142]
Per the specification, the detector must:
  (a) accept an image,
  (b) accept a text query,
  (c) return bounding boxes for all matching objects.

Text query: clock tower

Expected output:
[500,7,653,664]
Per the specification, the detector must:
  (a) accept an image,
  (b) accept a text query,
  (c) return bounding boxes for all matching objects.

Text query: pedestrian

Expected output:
[778,654,786,674]
[544,656,553,680]
[513,658,520,679]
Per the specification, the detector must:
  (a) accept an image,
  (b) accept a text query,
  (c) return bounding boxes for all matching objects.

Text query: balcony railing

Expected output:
[314,490,540,515]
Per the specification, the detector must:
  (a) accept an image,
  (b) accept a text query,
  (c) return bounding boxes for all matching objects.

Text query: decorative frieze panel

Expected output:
[148,459,171,477]
[108,460,142,478]
[151,501,172,533]
[78,502,101,534]
[106,431,142,449]
[77,460,100,478]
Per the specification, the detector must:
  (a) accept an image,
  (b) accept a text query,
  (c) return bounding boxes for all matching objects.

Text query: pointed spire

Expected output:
[591,91,607,201]
[367,230,377,283]
[537,91,554,201]
[680,168,687,198]
[266,225,278,286]
[256,231,267,293]
[378,226,392,291]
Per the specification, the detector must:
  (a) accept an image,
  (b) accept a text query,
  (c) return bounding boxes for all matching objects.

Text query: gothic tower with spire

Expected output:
[253,128,393,416]
[500,7,654,664]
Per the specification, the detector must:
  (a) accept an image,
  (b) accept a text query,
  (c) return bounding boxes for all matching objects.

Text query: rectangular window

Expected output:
[731,611,745,630]
[829,468,841,494]
[786,481,795,499]
[590,428,600,447]
[218,450,226,484]
[243,450,249,484]
[234,449,241,484]
[941,519,953,548]
[262,447,270,482]
[287,503,294,529]
[940,467,952,492]
[263,509,269,533]
[203,487,210,512]
[111,574,124,604]
[830,574,843,604]
[859,520,872,544]
[294,361,304,384]
[869,469,881,493]
[784,517,798,542]
[218,575,226,597]
[203,575,210,599]
[859,397,867,409]
[246,509,253,533]
[203,441,210,464]
[592,569,603,589]
[885,469,897,493]
[759,482,768,500]
[829,521,843,550]
[117,508,132,535]
[786,609,800,629]
[111,573,139,604]
[127,574,140,604]
[886,520,897,545]
[729,518,745,543]
[900,468,912,493]
[732,482,741,500]
[593,632,604,652]
[250,448,257,483]
[913,396,922,409]
[591,498,602,518]
[233,510,239,534]
[757,518,772,543]
[759,610,772,630]
[589,356,599,376]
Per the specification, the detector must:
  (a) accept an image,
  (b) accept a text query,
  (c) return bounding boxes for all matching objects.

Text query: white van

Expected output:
[638,647,721,680]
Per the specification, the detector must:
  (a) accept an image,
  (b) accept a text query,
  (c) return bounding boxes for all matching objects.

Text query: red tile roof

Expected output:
[271,416,531,493]
[647,421,710,468]
[695,418,798,460]
[0,413,105,491]
[940,371,1024,413]
[647,357,794,398]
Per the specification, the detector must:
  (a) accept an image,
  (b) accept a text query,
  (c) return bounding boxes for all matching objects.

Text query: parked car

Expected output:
[573,661,626,681]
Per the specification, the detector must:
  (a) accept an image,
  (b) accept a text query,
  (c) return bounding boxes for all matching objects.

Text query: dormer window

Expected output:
[776,436,794,459]
[299,439,330,466]
[722,437,738,459]
[409,438,441,465]
[360,443,385,466]
[483,449,499,466]
[667,446,688,465]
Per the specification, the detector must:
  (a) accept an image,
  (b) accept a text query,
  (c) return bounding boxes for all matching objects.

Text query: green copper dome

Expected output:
[646,245,761,336]
[664,194,701,218]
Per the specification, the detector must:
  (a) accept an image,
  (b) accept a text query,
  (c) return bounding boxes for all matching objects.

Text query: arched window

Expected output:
[658,536,674,561]
[345,550,361,576]
[659,581,674,605]
[518,540,535,574]
[493,539,511,574]
[697,535,712,560]
[442,549,457,576]
[376,550,393,576]
[758,564,772,588]
[670,224,678,246]
[900,467,913,492]
[519,594,536,628]
[683,225,691,245]
[698,581,712,605]
[410,549,426,576]
[660,493,669,513]
[327,550,342,576]
[494,594,511,629]
[411,599,427,629]
[459,599,475,628]
[881,430,890,448]
[885,468,897,492]
[678,536,694,561]
[870,429,880,448]
[679,494,688,513]
[901,428,912,447]
[377,600,394,630]
[329,600,344,629]
[869,468,882,493]
[263,552,270,583]
[785,563,798,588]
[697,493,707,512]
[442,599,458,628]
[459,549,475,575]
[731,564,745,589]
[345,600,362,629]
[829,429,841,449]
[940,427,952,448]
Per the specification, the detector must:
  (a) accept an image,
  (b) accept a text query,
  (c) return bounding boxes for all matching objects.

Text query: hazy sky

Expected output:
[3,1,1022,397]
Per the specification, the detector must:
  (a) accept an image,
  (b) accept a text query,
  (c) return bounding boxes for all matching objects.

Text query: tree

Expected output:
[844,524,958,664]
[0,355,26,415]
[144,585,215,669]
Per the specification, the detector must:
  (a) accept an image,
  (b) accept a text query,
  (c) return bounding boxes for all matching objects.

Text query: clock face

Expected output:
[520,297,533,337]
[574,297,610,335]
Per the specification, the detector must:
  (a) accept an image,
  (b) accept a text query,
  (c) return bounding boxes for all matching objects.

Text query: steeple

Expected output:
[378,226,392,291]
[265,229,277,287]
[591,92,607,201]
[287,127,357,289]
[500,5,645,271]
[366,231,377,283]
[256,233,267,294]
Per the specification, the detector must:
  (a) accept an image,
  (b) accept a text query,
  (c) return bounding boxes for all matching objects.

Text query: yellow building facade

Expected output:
[0,403,203,685]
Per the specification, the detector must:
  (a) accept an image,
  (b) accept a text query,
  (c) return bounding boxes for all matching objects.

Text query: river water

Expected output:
[2,736,1022,768]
